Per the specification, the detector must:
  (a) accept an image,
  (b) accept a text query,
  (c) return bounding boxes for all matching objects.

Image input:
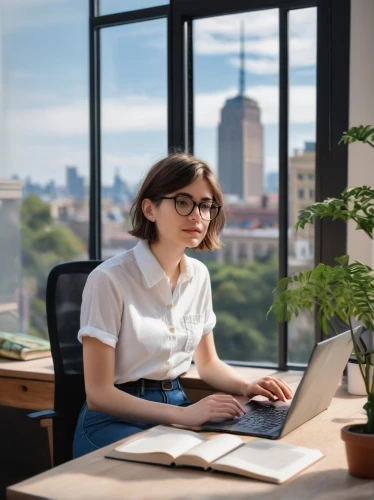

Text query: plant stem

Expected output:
[364,394,374,434]
[348,319,369,394]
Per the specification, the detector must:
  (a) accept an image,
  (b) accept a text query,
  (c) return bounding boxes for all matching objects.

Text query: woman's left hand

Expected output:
[243,376,293,402]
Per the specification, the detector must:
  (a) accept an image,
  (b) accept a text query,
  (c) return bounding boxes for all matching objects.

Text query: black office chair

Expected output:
[29,260,102,466]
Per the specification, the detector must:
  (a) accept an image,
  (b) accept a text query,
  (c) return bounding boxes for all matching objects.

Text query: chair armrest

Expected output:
[27,410,63,420]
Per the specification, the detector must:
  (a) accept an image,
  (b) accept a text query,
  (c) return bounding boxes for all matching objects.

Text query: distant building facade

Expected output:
[66,166,85,202]
[289,141,316,262]
[217,24,264,201]
[218,97,264,201]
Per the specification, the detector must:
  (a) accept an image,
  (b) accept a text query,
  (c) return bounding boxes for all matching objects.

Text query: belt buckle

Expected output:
[161,380,173,391]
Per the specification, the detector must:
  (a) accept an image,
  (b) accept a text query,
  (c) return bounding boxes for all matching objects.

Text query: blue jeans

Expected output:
[73,379,191,458]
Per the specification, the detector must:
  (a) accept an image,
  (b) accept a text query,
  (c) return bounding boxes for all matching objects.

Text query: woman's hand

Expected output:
[243,376,293,403]
[177,394,246,427]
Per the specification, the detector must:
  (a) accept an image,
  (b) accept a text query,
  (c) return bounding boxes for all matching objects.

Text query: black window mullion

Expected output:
[186,20,193,153]
[278,7,289,370]
[172,0,317,19]
[89,0,101,260]
[92,6,169,28]
[167,15,173,151]
[169,7,185,149]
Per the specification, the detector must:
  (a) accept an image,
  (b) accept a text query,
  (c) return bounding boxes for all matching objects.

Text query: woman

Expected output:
[73,153,292,457]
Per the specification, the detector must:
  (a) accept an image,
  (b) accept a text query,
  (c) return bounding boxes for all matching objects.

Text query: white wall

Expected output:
[348,0,374,266]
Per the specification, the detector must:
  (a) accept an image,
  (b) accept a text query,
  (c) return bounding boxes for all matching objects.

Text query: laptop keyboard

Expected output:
[235,404,289,432]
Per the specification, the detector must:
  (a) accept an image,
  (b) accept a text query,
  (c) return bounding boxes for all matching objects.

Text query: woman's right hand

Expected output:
[176,394,246,427]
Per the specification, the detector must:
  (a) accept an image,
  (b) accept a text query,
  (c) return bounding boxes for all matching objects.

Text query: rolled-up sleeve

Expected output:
[78,269,123,348]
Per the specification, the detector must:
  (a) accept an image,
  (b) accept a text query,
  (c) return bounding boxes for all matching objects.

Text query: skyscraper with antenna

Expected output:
[218,21,264,201]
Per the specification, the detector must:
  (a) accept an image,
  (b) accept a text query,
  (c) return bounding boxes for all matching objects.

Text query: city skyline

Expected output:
[0,3,317,186]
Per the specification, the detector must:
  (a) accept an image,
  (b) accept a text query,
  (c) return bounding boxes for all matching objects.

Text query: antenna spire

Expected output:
[239,21,245,97]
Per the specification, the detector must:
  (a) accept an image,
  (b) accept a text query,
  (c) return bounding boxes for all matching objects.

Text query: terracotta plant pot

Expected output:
[341,424,374,479]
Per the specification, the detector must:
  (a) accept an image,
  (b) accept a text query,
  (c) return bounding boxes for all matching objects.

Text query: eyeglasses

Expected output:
[158,195,221,221]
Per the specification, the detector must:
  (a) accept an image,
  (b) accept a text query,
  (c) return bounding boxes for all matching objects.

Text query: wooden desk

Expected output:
[6,377,373,500]
[0,357,54,411]
[0,357,293,464]
[0,357,285,409]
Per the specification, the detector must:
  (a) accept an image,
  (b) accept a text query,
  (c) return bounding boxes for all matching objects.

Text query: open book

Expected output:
[106,426,323,484]
[0,331,51,361]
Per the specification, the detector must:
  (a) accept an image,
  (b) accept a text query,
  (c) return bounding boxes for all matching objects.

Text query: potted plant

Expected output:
[269,125,374,479]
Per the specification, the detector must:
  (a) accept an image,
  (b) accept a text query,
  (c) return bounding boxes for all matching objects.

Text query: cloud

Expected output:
[195,34,279,57]
[1,0,84,34]
[194,8,316,75]
[8,94,167,135]
[195,85,316,127]
[229,57,279,75]
[7,84,315,139]
[194,11,279,40]
[102,95,167,132]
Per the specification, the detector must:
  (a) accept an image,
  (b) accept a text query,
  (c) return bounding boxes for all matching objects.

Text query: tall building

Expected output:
[112,168,133,204]
[218,23,264,201]
[66,166,85,201]
[289,141,316,262]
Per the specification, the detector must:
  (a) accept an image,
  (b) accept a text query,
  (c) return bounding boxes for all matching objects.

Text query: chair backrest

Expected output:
[46,260,102,465]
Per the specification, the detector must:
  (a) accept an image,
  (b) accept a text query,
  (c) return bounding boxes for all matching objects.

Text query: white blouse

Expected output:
[78,240,216,383]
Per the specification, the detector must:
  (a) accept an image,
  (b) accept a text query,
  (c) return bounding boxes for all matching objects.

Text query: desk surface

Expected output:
[6,377,373,500]
[0,357,54,382]
[0,356,298,390]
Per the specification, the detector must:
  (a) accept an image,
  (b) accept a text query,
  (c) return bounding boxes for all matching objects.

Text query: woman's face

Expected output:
[152,176,213,250]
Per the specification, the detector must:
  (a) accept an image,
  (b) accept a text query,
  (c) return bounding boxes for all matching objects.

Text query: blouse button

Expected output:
[169,327,175,334]
[167,304,172,310]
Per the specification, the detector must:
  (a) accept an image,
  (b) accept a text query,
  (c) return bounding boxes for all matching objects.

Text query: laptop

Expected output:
[202,327,361,439]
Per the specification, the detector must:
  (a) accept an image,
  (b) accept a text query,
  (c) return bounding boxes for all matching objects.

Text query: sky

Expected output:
[0,0,316,188]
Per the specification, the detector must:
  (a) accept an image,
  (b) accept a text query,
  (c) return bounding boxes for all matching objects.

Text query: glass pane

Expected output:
[100,19,167,259]
[193,10,279,364]
[287,7,317,364]
[0,0,89,341]
[100,0,167,16]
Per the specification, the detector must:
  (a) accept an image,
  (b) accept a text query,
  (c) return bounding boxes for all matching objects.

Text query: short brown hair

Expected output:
[129,153,225,250]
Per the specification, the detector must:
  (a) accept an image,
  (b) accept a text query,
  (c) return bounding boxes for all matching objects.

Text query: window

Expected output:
[89,0,349,369]
[288,7,317,364]
[0,0,88,339]
[0,0,349,370]
[100,19,167,259]
[194,10,279,364]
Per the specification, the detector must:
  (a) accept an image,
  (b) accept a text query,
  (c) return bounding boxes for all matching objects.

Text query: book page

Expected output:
[212,439,323,483]
[179,434,243,465]
[114,426,205,460]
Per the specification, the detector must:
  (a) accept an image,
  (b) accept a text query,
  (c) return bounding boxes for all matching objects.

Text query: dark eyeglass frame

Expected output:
[157,196,222,221]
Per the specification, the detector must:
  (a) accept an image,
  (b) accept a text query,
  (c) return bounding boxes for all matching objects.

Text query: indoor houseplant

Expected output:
[269,125,374,478]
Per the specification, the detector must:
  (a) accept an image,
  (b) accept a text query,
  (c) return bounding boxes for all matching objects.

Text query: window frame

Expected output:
[88,0,350,369]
